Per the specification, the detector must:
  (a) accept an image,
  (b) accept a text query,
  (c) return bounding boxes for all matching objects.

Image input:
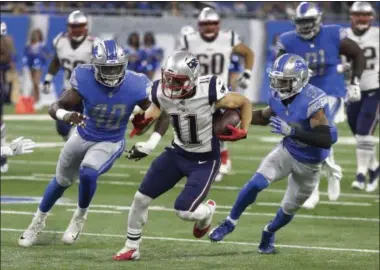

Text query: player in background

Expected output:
[22,29,49,110]
[175,25,195,50]
[124,32,144,73]
[42,10,95,141]
[1,137,36,157]
[18,40,170,248]
[209,54,338,254]
[276,2,365,208]
[141,32,163,80]
[0,21,16,173]
[346,2,379,192]
[113,51,252,261]
[180,7,255,182]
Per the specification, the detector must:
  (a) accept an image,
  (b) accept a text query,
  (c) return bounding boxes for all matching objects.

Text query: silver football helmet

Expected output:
[0,21,7,36]
[67,10,88,42]
[294,2,322,40]
[198,7,220,39]
[92,39,128,88]
[161,50,200,99]
[350,2,375,33]
[269,54,310,100]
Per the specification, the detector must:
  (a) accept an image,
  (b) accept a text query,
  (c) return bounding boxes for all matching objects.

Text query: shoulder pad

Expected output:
[305,86,328,118]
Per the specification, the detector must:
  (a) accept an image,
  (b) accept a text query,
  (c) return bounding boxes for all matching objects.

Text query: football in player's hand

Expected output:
[213,109,241,136]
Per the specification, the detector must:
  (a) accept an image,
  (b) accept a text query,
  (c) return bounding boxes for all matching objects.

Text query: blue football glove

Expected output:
[269,116,295,137]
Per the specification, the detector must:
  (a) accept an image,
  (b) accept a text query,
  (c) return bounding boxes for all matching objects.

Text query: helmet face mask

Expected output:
[162,71,194,99]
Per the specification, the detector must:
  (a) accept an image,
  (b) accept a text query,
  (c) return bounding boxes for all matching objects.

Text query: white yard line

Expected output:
[1,227,378,253]
[2,201,377,222]
[2,173,378,199]
[66,208,122,214]
[1,210,41,215]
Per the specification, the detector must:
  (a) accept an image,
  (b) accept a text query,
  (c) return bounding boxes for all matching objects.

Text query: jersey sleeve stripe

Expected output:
[184,35,189,50]
[208,75,218,105]
[151,80,160,109]
[231,31,235,47]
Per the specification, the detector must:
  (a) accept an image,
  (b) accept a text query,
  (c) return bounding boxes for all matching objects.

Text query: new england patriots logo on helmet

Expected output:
[186,58,199,69]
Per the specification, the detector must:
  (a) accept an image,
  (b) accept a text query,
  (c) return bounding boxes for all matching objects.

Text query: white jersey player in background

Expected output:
[345,2,379,192]
[113,50,251,261]
[179,7,255,181]
[42,10,95,141]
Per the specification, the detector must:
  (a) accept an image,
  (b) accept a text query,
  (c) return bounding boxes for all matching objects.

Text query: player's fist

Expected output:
[217,125,247,141]
[63,112,87,127]
[126,142,154,161]
[130,113,154,138]
[42,81,51,94]
[346,84,361,102]
[237,70,252,89]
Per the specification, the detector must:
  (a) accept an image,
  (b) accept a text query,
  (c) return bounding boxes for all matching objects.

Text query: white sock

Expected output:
[75,206,88,218]
[369,150,379,171]
[126,192,152,249]
[356,135,375,175]
[35,208,48,219]
[176,203,211,222]
[227,216,238,226]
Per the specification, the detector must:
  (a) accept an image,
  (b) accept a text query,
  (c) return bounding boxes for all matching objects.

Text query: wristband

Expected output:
[44,73,54,83]
[146,132,162,149]
[56,109,70,121]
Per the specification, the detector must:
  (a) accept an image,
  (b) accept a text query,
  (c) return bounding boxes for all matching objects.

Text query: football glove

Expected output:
[130,113,154,138]
[10,137,36,156]
[346,84,361,102]
[217,125,247,141]
[42,81,51,94]
[269,116,295,137]
[237,69,252,89]
[126,142,154,161]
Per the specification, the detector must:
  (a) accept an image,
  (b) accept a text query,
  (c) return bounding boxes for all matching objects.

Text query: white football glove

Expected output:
[346,84,361,102]
[237,69,252,89]
[126,132,161,161]
[10,137,36,156]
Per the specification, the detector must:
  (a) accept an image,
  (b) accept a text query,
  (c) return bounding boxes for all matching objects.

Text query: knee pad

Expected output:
[281,202,300,215]
[55,174,74,187]
[134,191,153,207]
[79,166,99,184]
[175,210,195,221]
[248,173,269,191]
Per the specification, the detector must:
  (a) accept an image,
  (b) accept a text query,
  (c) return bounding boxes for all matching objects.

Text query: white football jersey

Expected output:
[180,30,241,84]
[53,33,95,90]
[152,75,228,154]
[346,27,379,91]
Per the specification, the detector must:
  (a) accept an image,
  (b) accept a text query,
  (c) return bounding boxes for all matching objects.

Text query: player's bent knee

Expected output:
[248,173,270,191]
[79,166,99,184]
[281,202,300,215]
[56,174,74,187]
[134,191,153,207]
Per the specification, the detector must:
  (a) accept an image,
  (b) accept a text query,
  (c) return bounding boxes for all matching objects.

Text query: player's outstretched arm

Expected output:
[48,88,86,127]
[42,54,61,93]
[251,106,274,126]
[232,43,255,89]
[339,37,365,85]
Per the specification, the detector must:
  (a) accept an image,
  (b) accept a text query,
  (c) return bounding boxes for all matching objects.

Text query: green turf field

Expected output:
[1,105,379,270]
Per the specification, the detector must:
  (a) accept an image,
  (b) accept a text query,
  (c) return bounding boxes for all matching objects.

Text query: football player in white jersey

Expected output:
[346,2,379,192]
[42,10,95,141]
[113,51,252,261]
[179,7,255,181]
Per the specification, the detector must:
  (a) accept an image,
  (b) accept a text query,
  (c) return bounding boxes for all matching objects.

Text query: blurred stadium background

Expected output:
[1,2,379,270]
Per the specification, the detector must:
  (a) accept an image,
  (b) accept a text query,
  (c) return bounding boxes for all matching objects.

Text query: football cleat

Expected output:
[258,228,276,254]
[113,247,140,261]
[352,173,366,191]
[193,200,216,238]
[219,158,231,175]
[62,212,87,245]
[18,215,46,247]
[0,162,8,173]
[366,167,379,192]
[209,218,235,242]
[302,188,320,209]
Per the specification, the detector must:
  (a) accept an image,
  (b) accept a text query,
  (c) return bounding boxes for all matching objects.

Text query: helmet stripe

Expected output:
[276,54,289,72]
[299,2,310,15]
[104,39,117,60]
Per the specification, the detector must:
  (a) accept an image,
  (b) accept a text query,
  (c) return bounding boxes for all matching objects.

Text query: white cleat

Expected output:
[327,177,341,201]
[214,173,223,182]
[193,200,216,238]
[62,213,86,245]
[113,247,141,261]
[351,180,365,191]
[219,159,231,175]
[302,190,320,210]
[365,179,379,193]
[18,215,46,247]
[1,163,8,173]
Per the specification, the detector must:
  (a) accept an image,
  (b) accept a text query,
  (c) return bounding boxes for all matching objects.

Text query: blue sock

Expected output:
[78,166,98,209]
[267,208,294,233]
[230,173,269,220]
[39,177,67,213]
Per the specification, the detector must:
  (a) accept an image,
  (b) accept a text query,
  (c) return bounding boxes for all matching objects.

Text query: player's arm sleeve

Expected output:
[209,76,228,106]
[251,106,275,126]
[147,80,161,109]
[231,31,242,47]
[339,29,365,83]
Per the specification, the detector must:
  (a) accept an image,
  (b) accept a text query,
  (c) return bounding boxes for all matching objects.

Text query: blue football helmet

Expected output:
[269,54,310,100]
[294,2,322,40]
[92,39,128,87]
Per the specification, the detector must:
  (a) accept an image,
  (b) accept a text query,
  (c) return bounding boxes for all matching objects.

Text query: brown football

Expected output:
[213,109,241,137]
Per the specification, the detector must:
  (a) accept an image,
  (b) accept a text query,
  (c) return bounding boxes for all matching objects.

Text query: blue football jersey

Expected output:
[278,25,346,98]
[22,42,49,70]
[141,46,163,72]
[269,84,333,164]
[124,47,145,73]
[70,64,150,142]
